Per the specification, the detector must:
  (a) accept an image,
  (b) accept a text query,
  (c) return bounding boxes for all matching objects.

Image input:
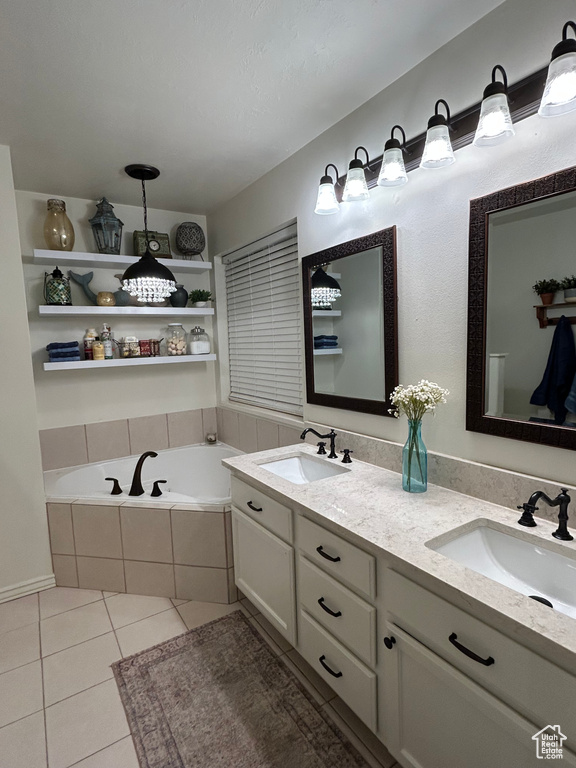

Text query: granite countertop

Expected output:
[223,443,576,671]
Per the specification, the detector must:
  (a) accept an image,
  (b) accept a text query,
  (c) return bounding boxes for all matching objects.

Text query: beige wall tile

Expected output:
[128,415,168,455]
[278,425,303,448]
[72,505,122,559]
[167,410,203,448]
[171,509,227,567]
[174,565,229,603]
[47,503,75,555]
[120,507,172,563]
[39,426,88,471]
[237,414,258,453]
[52,555,78,588]
[256,419,279,451]
[202,407,217,436]
[224,511,233,567]
[85,420,130,463]
[124,561,175,598]
[219,409,240,448]
[77,557,125,592]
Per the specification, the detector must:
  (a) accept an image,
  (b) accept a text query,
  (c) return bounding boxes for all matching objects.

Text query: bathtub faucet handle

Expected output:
[105,477,123,496]
[151,480,167,497]
[205,433,218,444]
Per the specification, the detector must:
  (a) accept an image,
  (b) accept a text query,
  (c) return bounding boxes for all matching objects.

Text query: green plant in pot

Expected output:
[189,289,212,307]
[561,275,576,304]
[533,279,560,306]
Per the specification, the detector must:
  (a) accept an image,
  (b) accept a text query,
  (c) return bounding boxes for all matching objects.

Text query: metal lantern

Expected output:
[89,198,124,255]
[44,266,72,306]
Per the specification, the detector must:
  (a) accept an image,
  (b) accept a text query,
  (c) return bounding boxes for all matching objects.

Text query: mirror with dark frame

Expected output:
[302,227,398,416]
[467,165,576,451]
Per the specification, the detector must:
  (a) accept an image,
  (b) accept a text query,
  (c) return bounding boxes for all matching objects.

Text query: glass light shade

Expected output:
[311,267,341,309]
[420,124,455,169]
[342,167,369,201]
[378,147,407,187]
[539,51,576,116]
[122,252,177,303]
[314,182,339,215]
[473,93,515,146]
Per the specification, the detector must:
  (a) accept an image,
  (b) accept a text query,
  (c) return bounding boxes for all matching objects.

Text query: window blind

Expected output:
[224,224,303,415]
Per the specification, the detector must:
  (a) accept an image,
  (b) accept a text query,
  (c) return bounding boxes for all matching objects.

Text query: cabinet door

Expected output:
[381,624,576,768]
[232,507,296,645]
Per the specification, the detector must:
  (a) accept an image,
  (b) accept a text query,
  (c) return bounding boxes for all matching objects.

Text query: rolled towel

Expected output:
[46,341,80,352]
[314,334,338,342]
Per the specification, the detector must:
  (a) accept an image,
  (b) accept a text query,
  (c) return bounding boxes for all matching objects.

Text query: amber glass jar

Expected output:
[44,199,75,251]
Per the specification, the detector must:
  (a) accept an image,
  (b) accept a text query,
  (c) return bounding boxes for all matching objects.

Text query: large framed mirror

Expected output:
[467,165,576,451]
[302,227,398,416]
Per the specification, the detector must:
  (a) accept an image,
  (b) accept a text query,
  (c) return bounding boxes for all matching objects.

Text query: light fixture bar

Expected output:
[334,66,549,193]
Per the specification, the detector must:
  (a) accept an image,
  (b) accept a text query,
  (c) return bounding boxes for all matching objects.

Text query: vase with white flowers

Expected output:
[389,380,449,493]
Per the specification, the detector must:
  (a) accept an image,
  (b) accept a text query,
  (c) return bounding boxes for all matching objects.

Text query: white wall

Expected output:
[0,146,53,598]
[208,0,576,484]
[17,192,217,429]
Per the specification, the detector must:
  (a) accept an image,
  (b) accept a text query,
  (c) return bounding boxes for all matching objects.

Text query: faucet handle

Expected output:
[341,449,353,464]
[517,503,538,527]
[151,480,167,498]
[105,477,123,495]
[317,442,327,455]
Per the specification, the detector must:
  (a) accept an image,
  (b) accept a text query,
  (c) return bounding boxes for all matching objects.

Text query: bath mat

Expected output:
[112,610,371,768]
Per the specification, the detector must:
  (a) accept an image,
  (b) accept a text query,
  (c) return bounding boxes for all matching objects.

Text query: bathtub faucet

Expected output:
[129,451,158,496]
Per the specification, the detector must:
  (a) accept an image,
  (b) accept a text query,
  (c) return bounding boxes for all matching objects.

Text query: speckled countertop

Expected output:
[223,443,576,672]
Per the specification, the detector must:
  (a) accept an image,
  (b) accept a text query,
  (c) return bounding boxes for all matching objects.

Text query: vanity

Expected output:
[224,444,576,768]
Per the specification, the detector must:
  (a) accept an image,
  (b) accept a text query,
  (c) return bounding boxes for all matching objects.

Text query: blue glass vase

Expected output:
[402,420,427,493]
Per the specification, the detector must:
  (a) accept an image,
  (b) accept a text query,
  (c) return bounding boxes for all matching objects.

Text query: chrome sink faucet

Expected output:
[300,428,337,459]
[518,488,573,541]
[128,451,158,496]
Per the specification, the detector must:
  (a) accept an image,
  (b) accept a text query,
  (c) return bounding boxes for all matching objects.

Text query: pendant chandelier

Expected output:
[122,164,176,303]
[311,267,341,309]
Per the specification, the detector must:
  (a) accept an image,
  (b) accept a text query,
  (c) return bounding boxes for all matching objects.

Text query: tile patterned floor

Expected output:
[0,587,396,768]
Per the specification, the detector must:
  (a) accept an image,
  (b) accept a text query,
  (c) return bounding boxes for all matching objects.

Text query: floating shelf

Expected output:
[32,249,211,272]
[312,310,342,317]
[313,348,343,356]
[38,305,214,317]
[43,354,216,371]
[534,302,576,328]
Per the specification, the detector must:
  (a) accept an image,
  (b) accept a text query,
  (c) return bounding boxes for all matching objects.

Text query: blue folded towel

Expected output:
[314,341,339,348]
[46,341,80,351]
[314,335,338,342]
[48,349,82,359]
[49,355,81,362]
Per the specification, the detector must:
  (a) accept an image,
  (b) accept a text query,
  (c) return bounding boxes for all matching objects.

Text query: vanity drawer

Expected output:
[231,476,292,543]
[298,556,376,667]
[298,516,376,598]
[299,610,377,730]
[385,570,576,743]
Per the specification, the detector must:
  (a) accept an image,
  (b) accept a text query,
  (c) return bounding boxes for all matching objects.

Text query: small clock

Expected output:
[133,230,172,259]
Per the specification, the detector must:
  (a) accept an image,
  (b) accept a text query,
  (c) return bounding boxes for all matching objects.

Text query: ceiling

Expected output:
[0,0,505,214]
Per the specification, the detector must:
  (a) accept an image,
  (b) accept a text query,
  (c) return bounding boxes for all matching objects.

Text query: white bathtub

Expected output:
[44,443,242,505]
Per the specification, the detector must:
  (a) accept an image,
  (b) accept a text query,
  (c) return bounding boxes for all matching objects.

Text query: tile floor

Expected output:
[0,587,396,768]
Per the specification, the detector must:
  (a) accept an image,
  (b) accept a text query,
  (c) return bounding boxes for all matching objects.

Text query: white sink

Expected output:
[259,454,350,484]
[427,521,576,619]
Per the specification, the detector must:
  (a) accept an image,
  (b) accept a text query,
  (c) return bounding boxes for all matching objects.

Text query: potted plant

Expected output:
[532,279,560,306]
[561,275,576,303]
[189,289,213,308]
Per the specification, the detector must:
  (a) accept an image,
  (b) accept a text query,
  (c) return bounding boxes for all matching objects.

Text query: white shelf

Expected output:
[313,348,343,356]
[312,310,342,317]
[43,354,216,371]
[39,305,214,317]
[32,249,211,272]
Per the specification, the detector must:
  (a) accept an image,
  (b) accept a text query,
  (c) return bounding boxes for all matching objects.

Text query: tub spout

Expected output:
[128,451,158,496]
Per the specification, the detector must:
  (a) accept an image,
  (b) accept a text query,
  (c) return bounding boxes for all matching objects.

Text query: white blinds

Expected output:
[224,225,303,415]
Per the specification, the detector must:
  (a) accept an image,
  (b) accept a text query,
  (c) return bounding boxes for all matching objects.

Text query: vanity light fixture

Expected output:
[473,65,515,147]
[342,147,371,201]
[121,164,177,303]
[420,99,455,169]
[314,164,341,215]
[311,267,341,309]
[377,125,408,187]
[539,21,576,117]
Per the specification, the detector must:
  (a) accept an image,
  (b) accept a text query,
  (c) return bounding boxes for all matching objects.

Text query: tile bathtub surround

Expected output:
[128,414,169,455]
[167,409,204,448]
[39,424,88,471]
[86,419,131,463]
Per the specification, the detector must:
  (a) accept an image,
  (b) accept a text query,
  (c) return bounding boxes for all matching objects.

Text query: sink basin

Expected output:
[427,521,576,619]
[259,454,350,484]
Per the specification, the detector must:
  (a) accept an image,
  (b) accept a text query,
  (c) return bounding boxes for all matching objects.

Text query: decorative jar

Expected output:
[166,323,187,356]
[44,199,75,251]
[189,326,211,355]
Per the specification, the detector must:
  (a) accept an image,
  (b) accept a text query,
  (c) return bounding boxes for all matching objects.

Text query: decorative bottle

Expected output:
[402,420,428,493]
[44,199,75,251]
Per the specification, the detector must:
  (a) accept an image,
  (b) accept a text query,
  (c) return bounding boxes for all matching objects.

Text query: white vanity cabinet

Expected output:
[231,477,296,645]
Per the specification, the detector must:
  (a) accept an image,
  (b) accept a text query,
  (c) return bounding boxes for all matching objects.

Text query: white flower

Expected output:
[389,380,449,421]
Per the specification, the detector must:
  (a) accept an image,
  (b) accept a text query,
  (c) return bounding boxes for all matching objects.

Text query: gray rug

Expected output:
[112,610,371,768]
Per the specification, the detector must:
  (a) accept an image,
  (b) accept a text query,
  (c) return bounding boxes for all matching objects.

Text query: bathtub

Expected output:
[44,442,242,505]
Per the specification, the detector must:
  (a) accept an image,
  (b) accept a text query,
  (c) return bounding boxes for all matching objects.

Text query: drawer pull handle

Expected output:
[318,597,342,618]
[383,636,396,650]
[316,545,341,563]
[449,633,495,666]
[319,655,343,678]
[247,501,263,512]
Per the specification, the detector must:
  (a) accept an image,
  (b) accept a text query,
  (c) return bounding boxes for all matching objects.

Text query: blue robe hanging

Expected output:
[530,315,576,425]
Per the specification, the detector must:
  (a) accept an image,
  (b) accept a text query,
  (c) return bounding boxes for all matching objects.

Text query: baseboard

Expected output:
[0,573,56,604]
